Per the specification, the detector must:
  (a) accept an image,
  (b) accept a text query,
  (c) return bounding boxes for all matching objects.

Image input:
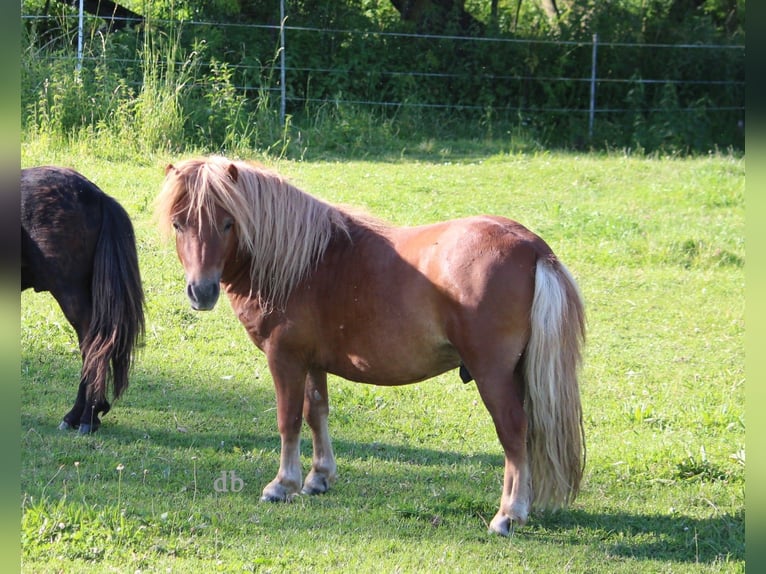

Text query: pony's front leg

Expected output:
[261,363,306,502]
[302,370,336,495]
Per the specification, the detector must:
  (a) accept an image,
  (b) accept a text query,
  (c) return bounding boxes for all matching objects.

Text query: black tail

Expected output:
[81,195,145,402]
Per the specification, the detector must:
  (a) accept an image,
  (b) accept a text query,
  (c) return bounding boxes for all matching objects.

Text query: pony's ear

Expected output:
[227,163,239,182]
[165,163,177,175]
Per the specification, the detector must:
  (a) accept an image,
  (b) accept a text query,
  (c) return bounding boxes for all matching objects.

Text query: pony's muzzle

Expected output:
[186,280,220,310]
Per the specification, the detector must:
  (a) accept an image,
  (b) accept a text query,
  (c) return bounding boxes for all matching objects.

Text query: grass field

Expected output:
[20,145,744,572]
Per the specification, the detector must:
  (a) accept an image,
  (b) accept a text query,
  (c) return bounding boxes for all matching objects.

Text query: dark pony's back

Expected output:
[22,166,145,430]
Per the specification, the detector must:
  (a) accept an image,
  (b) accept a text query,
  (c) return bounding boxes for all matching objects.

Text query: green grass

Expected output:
[20,145,744,572]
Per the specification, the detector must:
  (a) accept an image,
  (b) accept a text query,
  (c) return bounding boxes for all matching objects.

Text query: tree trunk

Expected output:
[389,0,485,35]
[54,0,143,30]
[539,0,559,21]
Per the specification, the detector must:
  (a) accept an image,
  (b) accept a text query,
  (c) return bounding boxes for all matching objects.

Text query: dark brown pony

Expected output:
[22,166,145,433]
[157,156,585,535]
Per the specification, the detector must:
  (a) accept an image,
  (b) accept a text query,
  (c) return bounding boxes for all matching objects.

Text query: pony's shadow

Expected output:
[22,367,744,565]
[137,377,745,564]
[115,372,504,462]
[529,507,744,563]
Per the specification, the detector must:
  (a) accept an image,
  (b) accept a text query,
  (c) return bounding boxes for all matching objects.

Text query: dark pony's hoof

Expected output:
[58,419,100,434]
[78,422,99,435]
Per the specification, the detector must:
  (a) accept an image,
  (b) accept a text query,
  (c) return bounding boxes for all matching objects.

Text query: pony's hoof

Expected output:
[260,481,297,503]
[78,423,97,435]
[301,484,326,496]
[58,420,76,431]
[302,471,334,496]
[260,492,296,503]
[489,508,528,537]
[488,514,513,537]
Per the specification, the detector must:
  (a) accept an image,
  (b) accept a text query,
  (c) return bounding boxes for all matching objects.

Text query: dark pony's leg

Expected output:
[59,378,87,431]
[53,289,111,433]
[60,378,110,432]
[301,370,337,495]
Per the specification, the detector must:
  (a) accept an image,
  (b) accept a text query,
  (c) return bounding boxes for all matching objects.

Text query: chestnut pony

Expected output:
[157,156,585,535]
[22,166,145,433]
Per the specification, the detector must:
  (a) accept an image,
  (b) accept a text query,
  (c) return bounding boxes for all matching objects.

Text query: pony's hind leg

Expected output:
[59,378,87,431]
[59,378,111,433]
[301,370,337,495]
[473,358,532,536]
[77,394,111,434]
[51,287,113,434]
[54,288,108,434]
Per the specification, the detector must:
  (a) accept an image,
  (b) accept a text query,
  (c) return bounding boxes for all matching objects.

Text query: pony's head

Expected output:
[157,156,248,310]
[157,156,349,312]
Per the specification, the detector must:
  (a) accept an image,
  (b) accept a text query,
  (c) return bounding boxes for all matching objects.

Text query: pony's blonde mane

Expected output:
[157,156,351,309]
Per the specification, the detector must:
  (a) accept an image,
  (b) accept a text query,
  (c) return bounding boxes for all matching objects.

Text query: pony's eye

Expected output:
[172,221,183,232]
[222,220,234,233]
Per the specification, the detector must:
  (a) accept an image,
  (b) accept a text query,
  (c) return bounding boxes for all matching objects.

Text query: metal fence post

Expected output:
[76,0,84,72]
[589,33,598,140]
[280,0,286,127]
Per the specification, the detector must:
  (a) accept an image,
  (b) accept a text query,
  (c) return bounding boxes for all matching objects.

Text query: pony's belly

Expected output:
[326,342,461,386]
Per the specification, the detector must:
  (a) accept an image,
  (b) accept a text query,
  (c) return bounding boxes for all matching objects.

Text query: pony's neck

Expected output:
[220,245,254,292]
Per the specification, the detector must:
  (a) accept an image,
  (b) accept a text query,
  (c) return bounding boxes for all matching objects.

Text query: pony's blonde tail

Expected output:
[524,256,586,509]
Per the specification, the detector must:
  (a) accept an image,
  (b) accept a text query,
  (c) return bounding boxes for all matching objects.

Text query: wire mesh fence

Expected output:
[21,8,745,150]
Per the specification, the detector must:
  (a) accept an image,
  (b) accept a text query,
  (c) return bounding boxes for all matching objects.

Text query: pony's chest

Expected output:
[224,294,273,347]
